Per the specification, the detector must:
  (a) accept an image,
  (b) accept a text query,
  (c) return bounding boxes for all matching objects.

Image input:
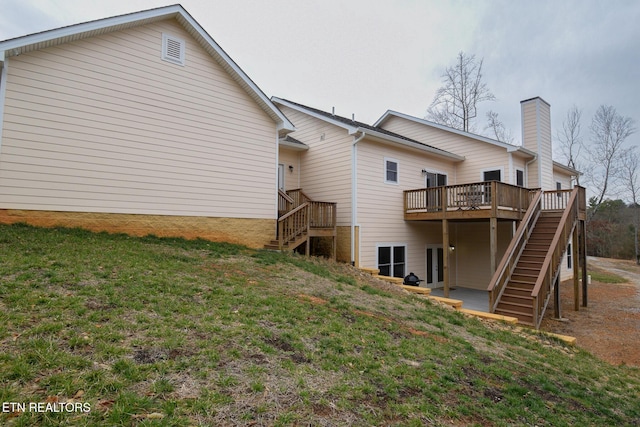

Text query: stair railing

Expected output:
[278,189,294,217]
[488,190,542,312]
[277,203,310,249]
[531,187,580,328]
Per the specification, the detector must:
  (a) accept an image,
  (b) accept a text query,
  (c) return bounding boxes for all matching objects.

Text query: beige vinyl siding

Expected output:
[278,106,353,224]
[449,221,514,290]
[0,19,277,219]
[278,147,301,191]
[537,103,554,191]
[521,98,555,190]
[356,138,456,275]
[380,116,512,185]
[553,170,573,190]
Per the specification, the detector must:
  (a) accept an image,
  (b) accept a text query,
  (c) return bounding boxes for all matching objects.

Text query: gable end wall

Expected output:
[0,19,277,220]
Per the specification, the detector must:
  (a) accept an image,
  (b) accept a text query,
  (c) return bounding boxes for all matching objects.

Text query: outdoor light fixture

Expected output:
[449,245,455,251]
[289,165,294,172]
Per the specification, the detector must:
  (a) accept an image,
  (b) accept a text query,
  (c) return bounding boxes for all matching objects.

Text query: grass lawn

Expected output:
[1,223,639,426]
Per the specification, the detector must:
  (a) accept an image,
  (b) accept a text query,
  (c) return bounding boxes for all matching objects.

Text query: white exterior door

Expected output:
[278,164,285,190]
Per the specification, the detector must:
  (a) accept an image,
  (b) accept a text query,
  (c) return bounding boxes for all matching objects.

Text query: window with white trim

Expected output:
[378,245,406,278]
[162,33,185,66]
[384,158,398,184]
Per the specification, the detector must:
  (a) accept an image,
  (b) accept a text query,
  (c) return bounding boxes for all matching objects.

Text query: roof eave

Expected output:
[376,110,526,153]
[279,139,308,151]
[358,127,465,162]
[553,161,581,176]
[272,97,359,134]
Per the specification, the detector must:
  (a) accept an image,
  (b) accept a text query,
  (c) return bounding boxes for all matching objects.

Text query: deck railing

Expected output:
[531,187,580,328]
[309,201,337,229]
[286,188,312,208]
[404,181,533,216]
[488,190,543,311]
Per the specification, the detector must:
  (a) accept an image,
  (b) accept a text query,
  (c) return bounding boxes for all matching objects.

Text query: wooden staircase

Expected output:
[488,187,586,328]
[493,212,562,325]
[264,189,337,258]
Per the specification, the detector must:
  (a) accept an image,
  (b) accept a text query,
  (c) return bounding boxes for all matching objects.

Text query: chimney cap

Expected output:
[520,96,551,107]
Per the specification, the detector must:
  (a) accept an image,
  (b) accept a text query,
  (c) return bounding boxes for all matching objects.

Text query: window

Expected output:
[378,245,405,278]
[483,169,502,182]
[557,181,562,198]
[567,242,573,269]
[162,33,185,66]
[516,169,524,187]
[385,158,398,184]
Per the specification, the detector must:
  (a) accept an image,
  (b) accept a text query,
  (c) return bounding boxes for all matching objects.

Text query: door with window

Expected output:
[378,245,406,278]
[425,171,447,211]
[425,245,444,288]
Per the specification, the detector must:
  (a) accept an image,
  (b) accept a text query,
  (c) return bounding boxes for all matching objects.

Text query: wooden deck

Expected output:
[404,182,586,222]
[405,182,533,221]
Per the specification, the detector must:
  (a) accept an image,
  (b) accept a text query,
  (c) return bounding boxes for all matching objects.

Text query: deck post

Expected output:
[443,219,449,298]
[572,224,580,311]
[554,275,562,319]
[490,217,497,275]
[581,220,588,307]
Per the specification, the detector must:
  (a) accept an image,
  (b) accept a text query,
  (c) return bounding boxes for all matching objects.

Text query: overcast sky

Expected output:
[1,0,638,162]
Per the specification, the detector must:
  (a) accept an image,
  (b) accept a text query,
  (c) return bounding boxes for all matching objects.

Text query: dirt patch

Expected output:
[540,257,640,367]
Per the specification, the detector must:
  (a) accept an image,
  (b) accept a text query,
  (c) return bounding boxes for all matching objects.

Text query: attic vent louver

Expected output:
[162,33,185,66]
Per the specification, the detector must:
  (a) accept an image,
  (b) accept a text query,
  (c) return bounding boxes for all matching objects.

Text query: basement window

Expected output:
[378,245,406,278]
[162,33,185,66]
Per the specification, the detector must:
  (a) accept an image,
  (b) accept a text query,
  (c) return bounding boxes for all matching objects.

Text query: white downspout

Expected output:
[351,131,365,265]
[0,55,7,154]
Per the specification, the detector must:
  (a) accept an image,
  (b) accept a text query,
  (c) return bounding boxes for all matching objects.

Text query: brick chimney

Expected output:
[521,97,554,190]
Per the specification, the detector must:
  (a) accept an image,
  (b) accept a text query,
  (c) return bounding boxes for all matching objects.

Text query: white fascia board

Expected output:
[375,110,529,155]
[0,5,183,52]
[358,127,465,162]
[272,97,358,134]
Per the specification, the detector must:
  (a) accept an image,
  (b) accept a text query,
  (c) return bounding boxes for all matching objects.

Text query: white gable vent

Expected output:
[162,33,185,66]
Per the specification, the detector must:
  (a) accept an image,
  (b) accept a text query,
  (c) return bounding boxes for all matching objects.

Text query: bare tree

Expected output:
[586,105,636,221]
[556,105,583,185]
[426,51,495,132]
[484,110,515,144]
[621,147,639,263]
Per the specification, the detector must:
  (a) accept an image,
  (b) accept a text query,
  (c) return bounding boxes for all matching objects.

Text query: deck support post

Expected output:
[443,219,449,298]
[490,217,497,275]
[554,275,562,319]
[580,220,588,307]
[572,225,580,311]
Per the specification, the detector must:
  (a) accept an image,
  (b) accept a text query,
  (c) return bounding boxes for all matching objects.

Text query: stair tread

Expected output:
[501,293,533,300]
